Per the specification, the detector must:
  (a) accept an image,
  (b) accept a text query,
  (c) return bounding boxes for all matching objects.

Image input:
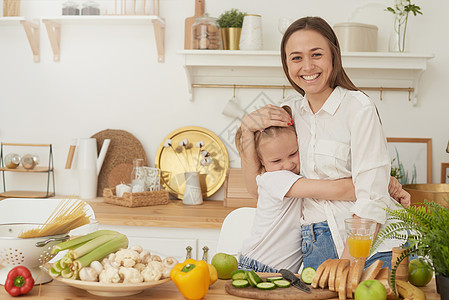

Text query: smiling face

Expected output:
[258,130,300,174]
[285,29,334,104]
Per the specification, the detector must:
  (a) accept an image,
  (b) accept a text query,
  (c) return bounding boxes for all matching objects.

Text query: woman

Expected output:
[238,16,409,270]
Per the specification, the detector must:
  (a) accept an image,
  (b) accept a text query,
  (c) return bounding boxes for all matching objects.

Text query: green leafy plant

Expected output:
[217,9,245,28]
[370,198,449,294]
[386,0,422,51]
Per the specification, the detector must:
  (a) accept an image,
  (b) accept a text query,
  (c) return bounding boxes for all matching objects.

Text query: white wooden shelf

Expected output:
[42,15,165,62]
[1,17,40,62]
[179,50,434,105]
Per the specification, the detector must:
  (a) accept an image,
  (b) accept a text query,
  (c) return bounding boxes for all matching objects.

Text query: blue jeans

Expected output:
[302,221,393,270]
[302,221,338,271]
[238,255,279,273]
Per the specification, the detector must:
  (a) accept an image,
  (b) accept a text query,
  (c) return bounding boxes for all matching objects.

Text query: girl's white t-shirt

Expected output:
[241,170,303,273]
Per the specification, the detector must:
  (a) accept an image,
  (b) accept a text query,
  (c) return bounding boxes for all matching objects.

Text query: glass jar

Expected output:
[5,153,21,169]
[21,154,39,170]
[131,158,145,193]
[81,1,100,15]
[62,1,80,15]
[191,15,221,50]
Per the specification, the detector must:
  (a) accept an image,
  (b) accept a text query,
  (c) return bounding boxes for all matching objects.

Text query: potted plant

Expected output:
[217,8,245,50]
[371,199,449,299]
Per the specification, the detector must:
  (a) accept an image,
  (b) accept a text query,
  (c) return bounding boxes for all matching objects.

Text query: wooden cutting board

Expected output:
[225,275,337,300]
[184,0,205,49]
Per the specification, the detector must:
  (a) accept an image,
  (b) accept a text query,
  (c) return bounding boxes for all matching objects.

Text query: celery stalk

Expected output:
[50,230,119,254]
[69,234,118,259]
[72,233,128,271]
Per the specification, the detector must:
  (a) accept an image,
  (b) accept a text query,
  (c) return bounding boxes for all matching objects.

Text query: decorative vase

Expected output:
[389,15,407,52]
[239,14,263,50]
[221,28,241,50]
[183,171,203,205]
[436,274,449,300]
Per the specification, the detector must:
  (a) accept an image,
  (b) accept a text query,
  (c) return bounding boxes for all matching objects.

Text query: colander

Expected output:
[0,223,69,285]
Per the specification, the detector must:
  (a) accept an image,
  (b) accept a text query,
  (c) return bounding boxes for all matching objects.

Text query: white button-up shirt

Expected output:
[283,86,401,257]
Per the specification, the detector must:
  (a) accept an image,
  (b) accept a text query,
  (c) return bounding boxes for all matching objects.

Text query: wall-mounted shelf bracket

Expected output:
[42,20,61,62]
[152,17,165,63]
[20,19,40,63]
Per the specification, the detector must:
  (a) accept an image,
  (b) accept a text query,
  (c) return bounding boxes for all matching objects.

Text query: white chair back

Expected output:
[216,207,256,259]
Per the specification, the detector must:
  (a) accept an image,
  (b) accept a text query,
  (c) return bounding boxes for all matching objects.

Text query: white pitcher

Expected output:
[66,138,110,199]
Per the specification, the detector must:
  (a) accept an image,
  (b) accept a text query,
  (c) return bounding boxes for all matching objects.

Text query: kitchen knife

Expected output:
[279,269,311,293]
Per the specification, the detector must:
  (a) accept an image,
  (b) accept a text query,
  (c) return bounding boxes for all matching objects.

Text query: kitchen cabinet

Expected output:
[98,224,220,263]
[179,50,434,105]
[0,143,55,198]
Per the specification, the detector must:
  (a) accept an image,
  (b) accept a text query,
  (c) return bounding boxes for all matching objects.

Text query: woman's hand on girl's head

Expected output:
[241,104,292,133]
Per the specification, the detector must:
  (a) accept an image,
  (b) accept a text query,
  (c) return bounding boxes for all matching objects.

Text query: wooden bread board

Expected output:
[225,275,337,300]
[184,0,205,49]
[223,168,257,208]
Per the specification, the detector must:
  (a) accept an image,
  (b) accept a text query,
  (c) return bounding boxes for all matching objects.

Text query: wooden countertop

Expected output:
[0,278,441,299]
[86,198,236,229]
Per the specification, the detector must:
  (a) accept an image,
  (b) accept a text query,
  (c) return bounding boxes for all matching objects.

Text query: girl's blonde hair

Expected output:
[235,106,295,172]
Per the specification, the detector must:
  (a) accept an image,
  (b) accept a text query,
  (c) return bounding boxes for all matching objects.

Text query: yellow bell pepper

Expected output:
[170,259,210,300]
[207,263,218,286]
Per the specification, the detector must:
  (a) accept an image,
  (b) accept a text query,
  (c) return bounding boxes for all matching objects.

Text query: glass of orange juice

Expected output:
[344,218,376,260]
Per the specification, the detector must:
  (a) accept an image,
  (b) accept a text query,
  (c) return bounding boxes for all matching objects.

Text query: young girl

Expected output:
[234,115,356,273]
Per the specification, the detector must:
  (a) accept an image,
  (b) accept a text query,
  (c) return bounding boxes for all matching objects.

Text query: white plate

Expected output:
[42,264,171,297]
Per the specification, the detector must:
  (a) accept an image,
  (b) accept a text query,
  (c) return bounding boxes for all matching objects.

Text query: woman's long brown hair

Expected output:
[280,16,359,96]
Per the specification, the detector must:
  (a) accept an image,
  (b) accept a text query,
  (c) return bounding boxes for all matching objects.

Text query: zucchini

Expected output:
[246,271,258,287]
[250,270,263,284]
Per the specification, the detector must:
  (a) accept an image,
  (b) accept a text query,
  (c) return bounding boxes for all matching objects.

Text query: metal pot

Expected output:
[0,223,69,285]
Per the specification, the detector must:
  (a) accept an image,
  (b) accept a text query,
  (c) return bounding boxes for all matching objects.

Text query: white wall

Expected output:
[1,0,448,198]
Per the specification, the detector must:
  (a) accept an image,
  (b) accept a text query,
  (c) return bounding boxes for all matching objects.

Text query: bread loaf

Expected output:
[339,266,350,300]
[360,259,383,282]
[311,258,333,288]
[351,257,367,293]
[319,259,339,288]
[334,259,350,291]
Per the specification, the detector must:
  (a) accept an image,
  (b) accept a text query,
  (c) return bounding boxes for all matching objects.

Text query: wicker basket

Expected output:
[103,187,169,208]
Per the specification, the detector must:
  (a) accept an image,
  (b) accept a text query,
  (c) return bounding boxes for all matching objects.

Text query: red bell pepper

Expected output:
[4,266,34,297]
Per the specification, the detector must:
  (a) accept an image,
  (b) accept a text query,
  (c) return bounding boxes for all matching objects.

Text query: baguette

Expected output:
[360,259,383,282]
[334,259,350,291]
[311,258,333,288]
[319,259,338,289]
[338,266,350,300]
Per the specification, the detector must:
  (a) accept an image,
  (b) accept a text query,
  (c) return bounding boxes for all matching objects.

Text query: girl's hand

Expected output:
[241,104,292,133]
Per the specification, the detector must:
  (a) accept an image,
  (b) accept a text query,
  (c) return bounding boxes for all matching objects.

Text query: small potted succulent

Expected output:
[217,8,245,50]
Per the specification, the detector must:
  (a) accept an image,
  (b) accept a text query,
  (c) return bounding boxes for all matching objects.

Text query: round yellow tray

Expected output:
[155,126,229,199]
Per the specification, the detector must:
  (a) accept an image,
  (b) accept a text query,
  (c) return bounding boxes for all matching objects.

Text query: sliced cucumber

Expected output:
[300,267,316,284]
[250,270,263,284]
[231,270,247,281]
[232,279,250,288]
[256,282,276,290]
[273,280,291,288]
[266,276,283,282]
[246,271,258,287]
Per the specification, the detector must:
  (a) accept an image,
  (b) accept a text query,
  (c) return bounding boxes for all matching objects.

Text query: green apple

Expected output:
[355,279,387,300]
[211,253,238,279]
